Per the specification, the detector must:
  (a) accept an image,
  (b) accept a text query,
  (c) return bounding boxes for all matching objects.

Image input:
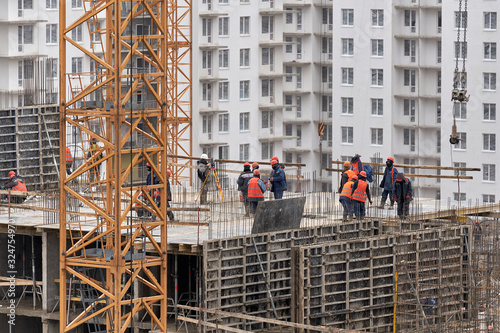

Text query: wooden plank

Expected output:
[330,160,480,172]
[324,168,473,180]
[169,154,307,167]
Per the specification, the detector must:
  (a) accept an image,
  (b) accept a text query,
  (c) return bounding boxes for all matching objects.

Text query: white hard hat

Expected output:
[201,153,208,159]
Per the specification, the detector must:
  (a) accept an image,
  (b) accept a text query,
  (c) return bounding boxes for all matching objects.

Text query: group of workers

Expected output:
[339,155,413,221]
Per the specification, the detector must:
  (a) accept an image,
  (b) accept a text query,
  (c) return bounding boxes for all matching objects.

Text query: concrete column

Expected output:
[42,231,59,312]
[42,319,59,333]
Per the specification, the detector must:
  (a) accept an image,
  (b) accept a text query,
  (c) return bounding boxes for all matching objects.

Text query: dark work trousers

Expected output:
[352,200,366,219]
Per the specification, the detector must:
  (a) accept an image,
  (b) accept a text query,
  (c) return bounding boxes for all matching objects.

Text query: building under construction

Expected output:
[2,0,500,332]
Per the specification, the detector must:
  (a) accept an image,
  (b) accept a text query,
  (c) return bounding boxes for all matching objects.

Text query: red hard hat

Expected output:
[253,169,260,176]
[252,162,259,168]
[270,160,278,166]
[271,156,279,161]
[360,171,367,177]
[387,157,394,163]
[352,174,358,180]
[8,171,16,178]
[166,169,172,176]
[244,162,250,167]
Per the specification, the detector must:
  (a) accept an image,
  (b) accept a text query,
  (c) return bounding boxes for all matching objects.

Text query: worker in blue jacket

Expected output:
[269,159,286,199]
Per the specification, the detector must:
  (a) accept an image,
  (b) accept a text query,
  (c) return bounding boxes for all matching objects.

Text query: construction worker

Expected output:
[339,174,357,222]
[237,162,253,216]
[379,157,398,209]
[87,137,103,182]
[271,156,287,191]
[1,171,28,204]
[65,146,73,175]
[252,162,259,172]
[197,153,211,204]
[134,193,146,217]
[351,154,363,175]
[393,173,413,219]
[166,169,175,221]
[269,159,286,199]
[247,169,266,214]
[350,171,372,220]
[146,163,160,220]
[338,160,355,193]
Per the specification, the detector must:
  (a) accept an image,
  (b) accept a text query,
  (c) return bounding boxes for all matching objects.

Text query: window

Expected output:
[322,125,332,147]
[483,164,496,182]
[454,41,467,60]
[218,146,229,160]
[342,68,353,85]
[485,12,497,30]
[202,83,212,102]
[261,110,274,129]
[202,18,212,38]
[455,11,467,29]
[296,37,302,59]
[454,132,467,150]
[483,194,496,203]
[285,66,293,82]
[372,9,383,27]
[219,17,229,36]
[262,16,273,34]
[322,37,333,59]
[46,58,57,78]
[285,37,293,53]
[296,96,302,117]
[262,47,274,66]
[47,0,57,9]
[341,97,353,115]
[239,80,250,99]
[46,24,57,44]
[218,114,229,132]
[239,144,249,161]
[404,69,416,92]
[371,69,383,86]
[341,127,353,144]
[437,71,441,93]
[240,0,249,3]
[342,9,354,26]
[202,51,212,70]
[484,42,497,60]
[454,162,466,176]
[403,158,416,179]
[18,25,33,45]
[322,8,333,28]
[285,124,293,136]
[404,10,416,32]
[484,73,496,90]
[296,125,302,146]
[404,99,416,118]
[240,49,250,67]
[71,24,83,42]
[453,102,467,119]
[202,115,212,134]
[261,79,274,97]
[371,99,383,115]
[72,0,82,8]
[219,0,228,4]
[342,38,354,56]
[322,95,332,117]
[286,8,293,24]
[404,39,416,62]
[371,128,383,145]
[296,8,303,30]
[437,101,441,123]
[484,103,496,121]
[296,67,303,88]
[89,22,101,42]
[453,192,466,202]
[371,39,383,56]
[285,95,293,111]
[437,130,441,153]
[285,153,293,163]
[483,133,496,151]
[240,16,250,35]
[71,57,83,73]
[403,128,416,151]
[218,81,229,101]
[261,142,274,160]
[240,112,249,131]
[437,41,442,63]
[219,49,229,69]
[322,66,332,87]
[437,10,442,32]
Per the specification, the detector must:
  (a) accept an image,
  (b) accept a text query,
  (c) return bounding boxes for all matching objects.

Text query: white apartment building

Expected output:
[333,0,443,199]
[193,0,334,191]
[441,0,500,205]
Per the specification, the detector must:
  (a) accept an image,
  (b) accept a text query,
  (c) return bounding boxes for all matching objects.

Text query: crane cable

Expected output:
[451,0,468,100]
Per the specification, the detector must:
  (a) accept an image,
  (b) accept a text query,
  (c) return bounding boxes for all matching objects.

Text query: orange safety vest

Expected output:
[345,170,355,181]
[352,161,361,175]
[247,178,264,200]
[66,147,73,163]
[352,180,367,202]
[340,180,354,199]
[12,180,27,192]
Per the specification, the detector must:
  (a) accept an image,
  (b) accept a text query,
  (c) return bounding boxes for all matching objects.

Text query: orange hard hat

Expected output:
[253,169,260,176]
[352,174,358,180]
[270,160,278,166]
[252,162,259,168]
[166,169,172,176]
[244,162,251,167]
[387,157,394,163]
[271,156,279,161]
[360,171,367,177]
[8,171,16,178]
[343,161,351,168]
[146,163,151,167]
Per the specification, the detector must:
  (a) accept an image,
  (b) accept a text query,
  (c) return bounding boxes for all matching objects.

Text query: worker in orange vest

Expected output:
[339,174,357,222]
[350,154,363,175]
[247,169,266,215]
[65,146,74,175]
[338,160,355,193]
[1,171,28,203]
[350,171,372,220]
